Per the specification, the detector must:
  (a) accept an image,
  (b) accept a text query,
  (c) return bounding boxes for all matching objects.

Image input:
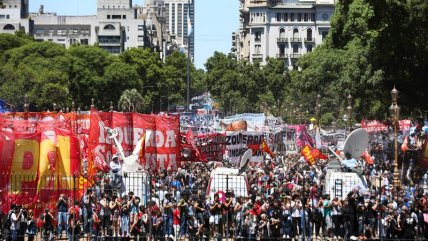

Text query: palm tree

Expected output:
[118,89,147,113]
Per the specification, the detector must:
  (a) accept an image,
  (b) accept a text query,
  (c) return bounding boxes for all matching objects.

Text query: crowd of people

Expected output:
[1,129,428,241]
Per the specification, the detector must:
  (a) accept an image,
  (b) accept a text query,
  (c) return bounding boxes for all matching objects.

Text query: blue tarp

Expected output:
[0,99,11,113]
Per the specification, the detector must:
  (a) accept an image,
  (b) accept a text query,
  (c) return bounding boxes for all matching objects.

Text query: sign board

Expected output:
[284,128,298,154]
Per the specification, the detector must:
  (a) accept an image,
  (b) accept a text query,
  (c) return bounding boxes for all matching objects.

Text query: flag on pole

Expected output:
[301,145,316,166]
[401,135,409,152]
[315,127,322,149]
[262,139,275,158]
[187,11,192,37]
[312,147,328,160]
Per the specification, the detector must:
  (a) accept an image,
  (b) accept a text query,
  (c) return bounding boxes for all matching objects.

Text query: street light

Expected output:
[347,94,353,134]
[315,94,321,128]
[389,86,401,190]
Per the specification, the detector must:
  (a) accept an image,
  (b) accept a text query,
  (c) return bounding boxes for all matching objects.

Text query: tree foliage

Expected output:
[0,35,202,113]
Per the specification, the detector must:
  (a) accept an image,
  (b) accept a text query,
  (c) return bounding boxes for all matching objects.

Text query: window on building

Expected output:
[279,28,286,39]
[321,31,328,40]
[48,29,54,35]
[98,36,121,44]
[35,29,44,35]
[112,15,121,19]
[138,35,145,41]
[123,15,126,19]
[293,44,299,53]
[311,13,315,21]
[297,13,302,21]
[307,45,313,52]
[0,15,5,19]
[138,25,144,31]
[255,44,261,54]
[255,31,261,42]
[293,28,299,39]
[104,24,116,30]
[72,29,78,35]
[304,13,308,22]
[283,13,288,22]
[107,15,111,19]
[81,39,89,45]
[3,24,16,30]
[307,28,313,40]
[6,15,10,19]
[290,13,295,22]
[276,13,281,22]
[279,45,285,55]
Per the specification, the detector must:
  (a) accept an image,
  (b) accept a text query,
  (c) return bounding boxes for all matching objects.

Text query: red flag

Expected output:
[362,150,374,165]
[311,147,328,160]
[262,139,275,158]
[186,129,206,162]
[401,136,409,152]
[247,143,261,155]
[301,145,316,166]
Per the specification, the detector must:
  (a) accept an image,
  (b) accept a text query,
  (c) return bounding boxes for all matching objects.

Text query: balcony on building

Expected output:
[252,53,263,58]
[290,38,301,42]
[277,37,287,43]
[304,38,315,43]
[290,53,301,58]
[276,53,288,59]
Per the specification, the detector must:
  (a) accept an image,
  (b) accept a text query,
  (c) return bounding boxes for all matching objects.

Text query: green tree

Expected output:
[118,89,148,112]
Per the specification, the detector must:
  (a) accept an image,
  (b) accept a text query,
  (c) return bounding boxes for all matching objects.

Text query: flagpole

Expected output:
[186,0,191,111]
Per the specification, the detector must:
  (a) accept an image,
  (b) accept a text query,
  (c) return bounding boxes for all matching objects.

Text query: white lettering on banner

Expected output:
[165,130,176,148]
[94,145,112,163]
[132,128,144,144]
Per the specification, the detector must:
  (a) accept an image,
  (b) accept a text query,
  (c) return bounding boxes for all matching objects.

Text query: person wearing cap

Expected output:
[109,155,123,192]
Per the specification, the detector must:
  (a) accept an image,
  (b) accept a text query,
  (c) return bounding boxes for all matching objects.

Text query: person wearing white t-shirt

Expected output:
[10,205,23,241]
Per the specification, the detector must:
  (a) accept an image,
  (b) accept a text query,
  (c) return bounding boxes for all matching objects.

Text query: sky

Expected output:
[29,0,239,69]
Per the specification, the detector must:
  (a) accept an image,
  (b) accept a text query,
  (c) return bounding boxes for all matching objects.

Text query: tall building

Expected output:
[232,0,335,69]
[164,0,194,58]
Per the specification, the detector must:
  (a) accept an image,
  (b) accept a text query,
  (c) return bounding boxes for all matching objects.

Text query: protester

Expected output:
[1,127,427,241]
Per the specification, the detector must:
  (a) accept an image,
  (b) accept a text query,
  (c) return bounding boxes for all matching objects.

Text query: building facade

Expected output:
[232,0,335,68]
[0,0,32,34]
[0,0,194,58]
[144,0,194,59]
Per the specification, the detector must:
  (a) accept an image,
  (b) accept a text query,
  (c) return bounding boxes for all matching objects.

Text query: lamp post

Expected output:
[389,87,401,190]
[315,94,321,128]
[347,94,353,134]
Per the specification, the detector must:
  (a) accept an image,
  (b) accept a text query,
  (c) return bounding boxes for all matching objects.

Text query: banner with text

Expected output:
[224,131,264,164]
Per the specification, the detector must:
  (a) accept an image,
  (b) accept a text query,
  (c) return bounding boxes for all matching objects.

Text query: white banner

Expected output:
[222,113,266,132]
[224,131,264,164]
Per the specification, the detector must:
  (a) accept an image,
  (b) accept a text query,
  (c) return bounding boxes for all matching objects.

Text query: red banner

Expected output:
[361,120,412,133]
[0,127,81,215]
[194,133,225,162]
[0,111,181,215]
[88,111,181,173]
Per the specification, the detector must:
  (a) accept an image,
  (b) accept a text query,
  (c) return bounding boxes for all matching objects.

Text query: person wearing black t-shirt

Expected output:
[57,194,68,237]
[210,193,222,237]
[194,195,205,236]
[269,199,282,239]
[41,208,54,240]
